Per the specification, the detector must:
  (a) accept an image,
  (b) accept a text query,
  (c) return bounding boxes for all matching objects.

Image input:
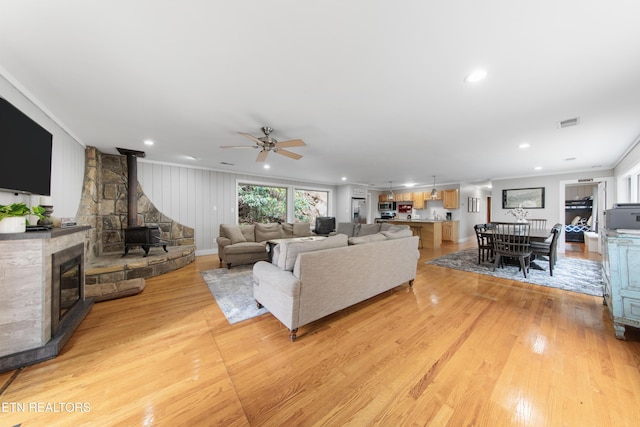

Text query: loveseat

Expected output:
[216,222,312,268]
[253,228,419,340]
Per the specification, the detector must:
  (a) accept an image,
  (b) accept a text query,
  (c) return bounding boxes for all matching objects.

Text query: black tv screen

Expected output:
[0,97,53,196]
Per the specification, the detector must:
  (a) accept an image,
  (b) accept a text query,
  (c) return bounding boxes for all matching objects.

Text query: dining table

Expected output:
[481,227,553,243]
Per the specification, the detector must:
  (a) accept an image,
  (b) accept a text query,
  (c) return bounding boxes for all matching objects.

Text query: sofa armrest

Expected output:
[253,261,300,297]
[216,236,231,247]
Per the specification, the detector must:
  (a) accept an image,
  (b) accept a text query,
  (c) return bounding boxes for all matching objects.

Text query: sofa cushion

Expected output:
[335,222,356,237]
[224,242,266,254]
[277,234,348,271]
[348,233,387,245]
[357,223,381,236]
[255,223,284,242]
[293,222,311,237]
[221,224,247,244]
[381,228,413,239]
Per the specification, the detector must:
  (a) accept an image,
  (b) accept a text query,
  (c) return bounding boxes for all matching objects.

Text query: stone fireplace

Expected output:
[0,227,93,372]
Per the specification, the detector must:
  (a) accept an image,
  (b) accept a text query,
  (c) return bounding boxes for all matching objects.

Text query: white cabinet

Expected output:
[602,230,640,339]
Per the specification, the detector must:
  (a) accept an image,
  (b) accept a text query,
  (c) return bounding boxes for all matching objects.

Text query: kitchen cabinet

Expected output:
[442,221,459,242]
[379,194,394,202]
[413,192,425,209]
[442,189,459,209]
[424,191,442,201]
[396,192,413,202]
[602,229,640,339]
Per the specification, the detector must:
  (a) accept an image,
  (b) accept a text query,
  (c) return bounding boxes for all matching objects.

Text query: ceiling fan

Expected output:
[220,126,306,162]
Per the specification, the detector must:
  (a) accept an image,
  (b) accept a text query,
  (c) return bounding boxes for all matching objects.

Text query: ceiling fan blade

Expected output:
[275,149,303,160]
[219,145,257,149]
[238,132,263,145]
[275,139,305,148]
[256,150,269,162]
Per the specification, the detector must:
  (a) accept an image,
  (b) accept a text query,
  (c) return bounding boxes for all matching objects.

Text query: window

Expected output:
[295,189,329,229]
[237,184,287,224]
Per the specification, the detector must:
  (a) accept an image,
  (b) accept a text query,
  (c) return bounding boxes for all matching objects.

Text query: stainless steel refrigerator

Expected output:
[352,198,367,224]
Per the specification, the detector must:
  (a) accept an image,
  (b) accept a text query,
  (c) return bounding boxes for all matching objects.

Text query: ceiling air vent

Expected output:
[558,117,580,128]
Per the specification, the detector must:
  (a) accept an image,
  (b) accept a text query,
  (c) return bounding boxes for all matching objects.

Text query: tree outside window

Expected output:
[238,184,287,224]
[295,189,328,229]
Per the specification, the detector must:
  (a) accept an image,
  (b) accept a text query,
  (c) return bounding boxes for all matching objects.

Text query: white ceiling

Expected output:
[2,1,640,190]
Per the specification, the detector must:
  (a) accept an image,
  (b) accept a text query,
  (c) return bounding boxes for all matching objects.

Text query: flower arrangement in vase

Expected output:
[507,204,530,222]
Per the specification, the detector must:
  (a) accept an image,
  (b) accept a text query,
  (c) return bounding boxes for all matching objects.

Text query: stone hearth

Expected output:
[85,245,195,301]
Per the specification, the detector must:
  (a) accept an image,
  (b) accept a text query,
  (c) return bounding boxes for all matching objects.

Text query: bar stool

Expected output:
[409,225,423,249]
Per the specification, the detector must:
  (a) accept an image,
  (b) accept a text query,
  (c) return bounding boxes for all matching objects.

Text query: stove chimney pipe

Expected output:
[116,148,146,227]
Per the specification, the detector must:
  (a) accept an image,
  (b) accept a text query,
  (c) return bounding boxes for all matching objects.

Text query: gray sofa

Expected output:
[253,230,419,340]
[216,222,312,268]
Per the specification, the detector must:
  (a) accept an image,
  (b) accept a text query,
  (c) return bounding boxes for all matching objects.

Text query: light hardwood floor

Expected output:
[1,241,639,426]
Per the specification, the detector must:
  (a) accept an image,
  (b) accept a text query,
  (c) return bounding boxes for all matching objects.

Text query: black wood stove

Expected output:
[117,147,169,257]
[124,225,168,257]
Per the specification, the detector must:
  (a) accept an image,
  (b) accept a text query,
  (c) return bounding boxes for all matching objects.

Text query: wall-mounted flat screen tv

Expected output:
[0,97,53,196]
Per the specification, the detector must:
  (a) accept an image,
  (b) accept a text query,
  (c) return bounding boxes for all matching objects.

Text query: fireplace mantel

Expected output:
[0,225,93,372]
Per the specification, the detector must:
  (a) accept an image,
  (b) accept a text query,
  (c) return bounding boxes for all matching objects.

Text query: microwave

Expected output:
[378,202,396,211]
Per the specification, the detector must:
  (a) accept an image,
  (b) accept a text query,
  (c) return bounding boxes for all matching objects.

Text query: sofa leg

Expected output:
[289,328,298,342]
[219,258,223,267]
[256,300,263,309]
[408,279,414,287]
[226,263,232,269]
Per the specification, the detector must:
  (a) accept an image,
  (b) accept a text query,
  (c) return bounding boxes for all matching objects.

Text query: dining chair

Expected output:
[530,223,563,272]
[527,218,547,230]
[491,222,532,278]
[473,223,494,264]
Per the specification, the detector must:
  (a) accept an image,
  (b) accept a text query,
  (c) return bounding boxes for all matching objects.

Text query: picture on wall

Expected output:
[467,197,480,212]
[502,187,545,209]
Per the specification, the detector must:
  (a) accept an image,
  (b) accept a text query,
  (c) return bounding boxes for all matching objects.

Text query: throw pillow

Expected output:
[381,228,413,239]
[293,222,311,237]
[357,223,381,236]
[380,223,408,233]
[335,222,355,237]
[277,234,348,271]
[348,233,387,245]
[240,224,256,242]
[255,223,284,242]
[281,223,294,238]
[221,224,247,244]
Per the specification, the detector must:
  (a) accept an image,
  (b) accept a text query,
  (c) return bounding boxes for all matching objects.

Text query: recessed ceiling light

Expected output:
[519,143,530,149]
[404,183,416,187]
[464,69,487,83]
[185,155,197,161]
[341,177,347,181]
[534,166,543,171]
[263,164,270,169]
[144,139,154,146]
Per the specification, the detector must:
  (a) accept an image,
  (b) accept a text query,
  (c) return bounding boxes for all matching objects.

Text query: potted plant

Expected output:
[0,203,46,233]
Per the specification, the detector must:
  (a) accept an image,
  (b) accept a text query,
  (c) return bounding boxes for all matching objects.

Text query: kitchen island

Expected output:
[388,220,443,249]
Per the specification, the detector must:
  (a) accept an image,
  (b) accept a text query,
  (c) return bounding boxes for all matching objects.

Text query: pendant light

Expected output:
[430,175,438,199]
[387,181,394,200]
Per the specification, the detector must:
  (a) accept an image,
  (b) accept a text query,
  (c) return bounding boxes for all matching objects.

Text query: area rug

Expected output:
[201,266,268,324]
[426,248,603,296]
